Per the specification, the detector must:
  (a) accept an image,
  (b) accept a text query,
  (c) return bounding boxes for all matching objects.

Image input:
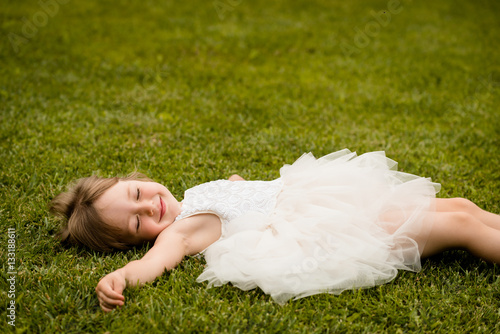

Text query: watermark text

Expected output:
[8,0,71,54]
[6,228,16,327]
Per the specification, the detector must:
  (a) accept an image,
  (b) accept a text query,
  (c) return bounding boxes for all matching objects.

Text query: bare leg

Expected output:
[435,198,500,230]
[421,211,500,263]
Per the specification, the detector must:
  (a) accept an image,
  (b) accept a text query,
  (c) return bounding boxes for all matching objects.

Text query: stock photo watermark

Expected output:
[6,228,17,327]
[340,0,405,57]
[283,235,337,290]
[7,0,70,54]
[213,0,243,20]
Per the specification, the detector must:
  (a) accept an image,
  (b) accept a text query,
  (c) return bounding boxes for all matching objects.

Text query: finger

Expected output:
[100,302,115,313]
[96,291,125,306]
[103,289,125,301]
[96,284,125,301]
[100,299,124,312]
[100,303,112,312]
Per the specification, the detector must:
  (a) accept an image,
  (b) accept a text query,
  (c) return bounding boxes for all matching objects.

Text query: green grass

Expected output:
[1,0,500,332]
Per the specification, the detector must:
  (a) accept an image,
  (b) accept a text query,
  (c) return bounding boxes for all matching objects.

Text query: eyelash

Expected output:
[136,187,141,231]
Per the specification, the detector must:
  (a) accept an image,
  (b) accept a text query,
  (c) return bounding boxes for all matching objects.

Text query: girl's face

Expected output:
[95,180,182,245]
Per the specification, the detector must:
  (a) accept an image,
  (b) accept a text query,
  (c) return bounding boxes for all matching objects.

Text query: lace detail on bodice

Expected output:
[175,179,283,232]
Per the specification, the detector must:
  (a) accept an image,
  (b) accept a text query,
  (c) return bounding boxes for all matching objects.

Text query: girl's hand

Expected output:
[95,270,126,312]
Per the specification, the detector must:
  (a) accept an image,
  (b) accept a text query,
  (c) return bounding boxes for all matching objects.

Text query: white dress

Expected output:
[175,149,441,304]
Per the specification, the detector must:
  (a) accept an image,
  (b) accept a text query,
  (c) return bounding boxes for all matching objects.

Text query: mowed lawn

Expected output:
[1,0,500,332]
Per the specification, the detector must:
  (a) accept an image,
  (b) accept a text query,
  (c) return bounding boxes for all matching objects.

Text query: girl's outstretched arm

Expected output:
[95,213,221,312]
[95,230,187,312]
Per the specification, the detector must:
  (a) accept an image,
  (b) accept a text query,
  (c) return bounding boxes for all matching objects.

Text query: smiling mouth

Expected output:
[159,197,166,222]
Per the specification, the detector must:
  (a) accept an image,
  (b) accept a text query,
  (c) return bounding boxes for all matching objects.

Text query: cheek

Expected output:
[144,221,163,238]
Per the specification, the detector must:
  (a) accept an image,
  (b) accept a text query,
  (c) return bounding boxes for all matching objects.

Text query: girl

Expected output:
[50,149,500,312]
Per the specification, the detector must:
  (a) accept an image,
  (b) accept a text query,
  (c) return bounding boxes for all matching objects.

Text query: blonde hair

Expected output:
[50,172,152,252]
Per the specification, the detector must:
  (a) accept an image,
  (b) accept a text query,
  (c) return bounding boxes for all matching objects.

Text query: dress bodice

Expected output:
[175,179,283,233]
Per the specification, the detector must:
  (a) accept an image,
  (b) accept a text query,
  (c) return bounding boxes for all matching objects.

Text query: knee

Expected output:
[449,198,479,214]
[445,211,484,246]
[450,211,480,231]
[428,212,482,252]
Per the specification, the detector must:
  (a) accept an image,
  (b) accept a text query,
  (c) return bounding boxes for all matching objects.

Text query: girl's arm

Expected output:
[95,213,221,312]
[229,174,245,181]
[121,231,187,286]
[95,231,187,312]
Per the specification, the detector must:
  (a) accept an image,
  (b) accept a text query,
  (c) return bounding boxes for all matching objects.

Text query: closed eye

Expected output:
[136,187,141,200]
[136,215,141,232]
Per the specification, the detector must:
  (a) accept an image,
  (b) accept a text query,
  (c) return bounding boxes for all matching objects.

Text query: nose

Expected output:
[138,201,155,216]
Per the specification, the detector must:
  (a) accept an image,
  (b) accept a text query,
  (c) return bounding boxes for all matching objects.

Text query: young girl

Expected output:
[50,149,500,312]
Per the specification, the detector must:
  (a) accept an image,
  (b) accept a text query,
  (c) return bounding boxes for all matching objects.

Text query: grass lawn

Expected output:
[1,0,500,332]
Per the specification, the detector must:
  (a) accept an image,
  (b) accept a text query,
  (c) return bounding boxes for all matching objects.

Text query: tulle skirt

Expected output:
[197,149,441,303]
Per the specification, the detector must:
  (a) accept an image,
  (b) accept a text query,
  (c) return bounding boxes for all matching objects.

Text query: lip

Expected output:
[159,197,166,222]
